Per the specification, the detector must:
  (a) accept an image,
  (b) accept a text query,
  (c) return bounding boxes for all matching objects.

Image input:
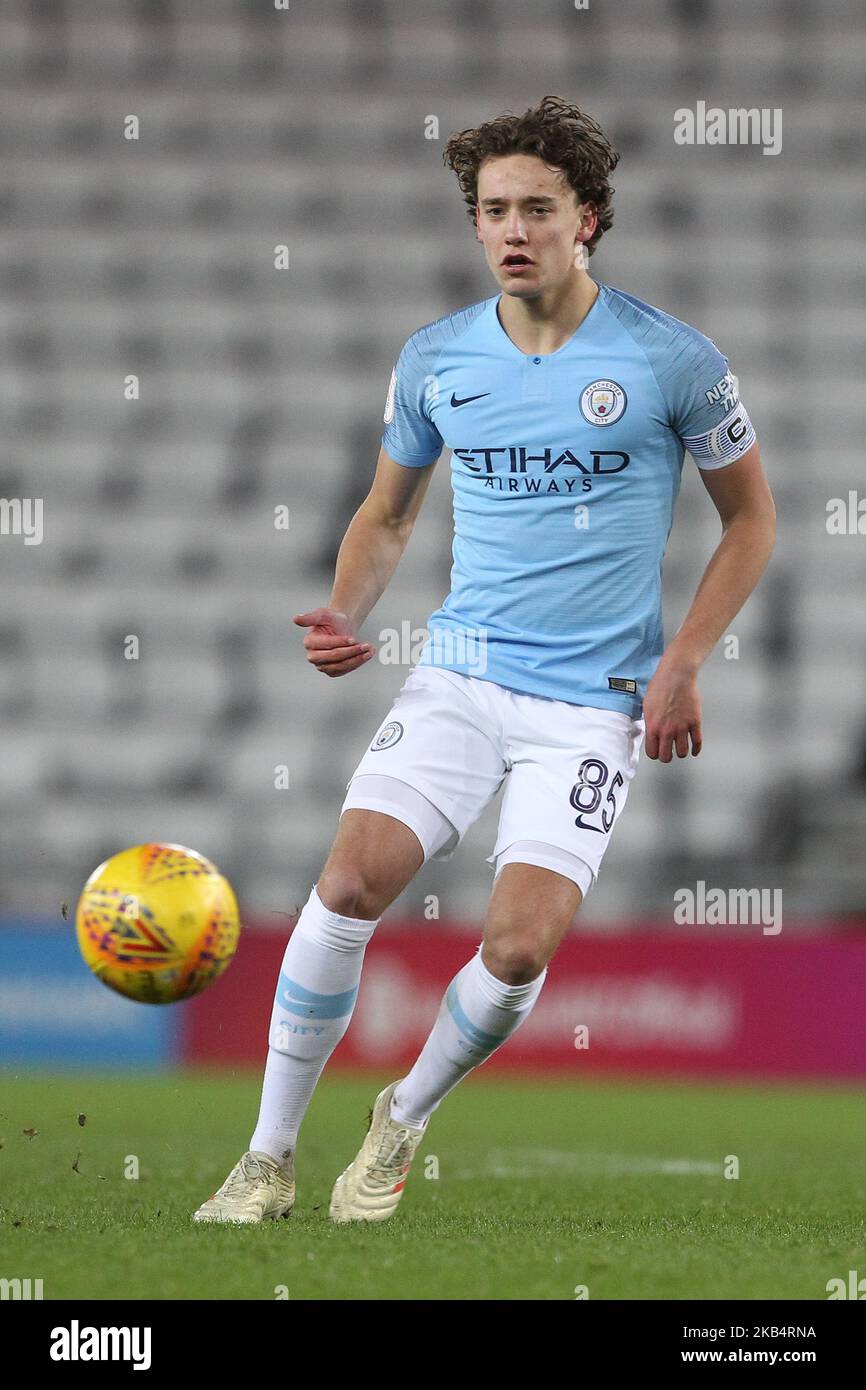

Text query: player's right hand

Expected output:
[293,607,376,677]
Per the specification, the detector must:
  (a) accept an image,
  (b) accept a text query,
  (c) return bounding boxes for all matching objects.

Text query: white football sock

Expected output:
[249,884,379,1163]
[390,948,547,1129]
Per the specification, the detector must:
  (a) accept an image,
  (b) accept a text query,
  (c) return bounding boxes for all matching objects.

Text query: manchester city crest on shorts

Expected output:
[371,720,403,751]
[580,379,627,426]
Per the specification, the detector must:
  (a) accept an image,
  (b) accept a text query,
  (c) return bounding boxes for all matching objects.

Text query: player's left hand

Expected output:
[642,660,702,761]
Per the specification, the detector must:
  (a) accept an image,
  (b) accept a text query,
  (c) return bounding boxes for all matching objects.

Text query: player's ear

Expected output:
[573,201,596,269]
[578,199,598,244]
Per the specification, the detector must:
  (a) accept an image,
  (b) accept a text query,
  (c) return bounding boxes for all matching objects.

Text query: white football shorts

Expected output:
[340,665,644,898]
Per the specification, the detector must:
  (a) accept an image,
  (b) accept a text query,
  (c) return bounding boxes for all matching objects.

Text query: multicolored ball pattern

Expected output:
[76,843,240,1004]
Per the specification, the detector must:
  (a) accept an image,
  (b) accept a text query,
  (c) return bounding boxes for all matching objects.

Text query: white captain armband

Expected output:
[682,404,757,468]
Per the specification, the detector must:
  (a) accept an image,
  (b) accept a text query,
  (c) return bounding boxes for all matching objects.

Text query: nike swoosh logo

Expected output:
[450,392,491,408]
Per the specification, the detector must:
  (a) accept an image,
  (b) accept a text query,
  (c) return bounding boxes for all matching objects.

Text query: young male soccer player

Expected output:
[194,95,775,1224]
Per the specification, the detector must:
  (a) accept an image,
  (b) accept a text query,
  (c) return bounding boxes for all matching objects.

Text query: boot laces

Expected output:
[222,1152,274,1194]
[370,1125,415,1178]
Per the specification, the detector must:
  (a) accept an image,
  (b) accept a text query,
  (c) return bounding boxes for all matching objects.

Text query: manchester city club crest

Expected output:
[580,379,627,426]
[371,720,403,751]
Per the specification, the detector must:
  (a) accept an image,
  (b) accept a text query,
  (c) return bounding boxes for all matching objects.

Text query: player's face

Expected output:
[475,154,595,297]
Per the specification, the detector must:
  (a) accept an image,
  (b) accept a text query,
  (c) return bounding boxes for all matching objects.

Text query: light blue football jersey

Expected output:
[381,282,756,717]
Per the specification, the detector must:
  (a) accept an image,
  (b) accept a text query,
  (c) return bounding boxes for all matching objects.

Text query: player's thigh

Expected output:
[317,806,424,920]
[481,859,584,983]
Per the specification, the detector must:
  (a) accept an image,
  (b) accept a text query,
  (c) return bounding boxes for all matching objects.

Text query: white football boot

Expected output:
[329,1081,426,1224]
[193,1150,295,1224]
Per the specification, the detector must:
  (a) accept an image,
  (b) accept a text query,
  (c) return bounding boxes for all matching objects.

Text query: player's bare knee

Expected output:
[316,866,385,921]
[481,936,545,985]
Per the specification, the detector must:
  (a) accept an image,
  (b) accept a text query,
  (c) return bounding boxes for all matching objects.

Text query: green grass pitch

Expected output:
[1,1068,863,1301]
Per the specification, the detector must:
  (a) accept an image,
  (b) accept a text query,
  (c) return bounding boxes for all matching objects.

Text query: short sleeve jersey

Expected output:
[381,281,757,717]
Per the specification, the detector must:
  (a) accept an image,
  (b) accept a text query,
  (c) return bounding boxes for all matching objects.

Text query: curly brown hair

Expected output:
[442,94,619,257]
